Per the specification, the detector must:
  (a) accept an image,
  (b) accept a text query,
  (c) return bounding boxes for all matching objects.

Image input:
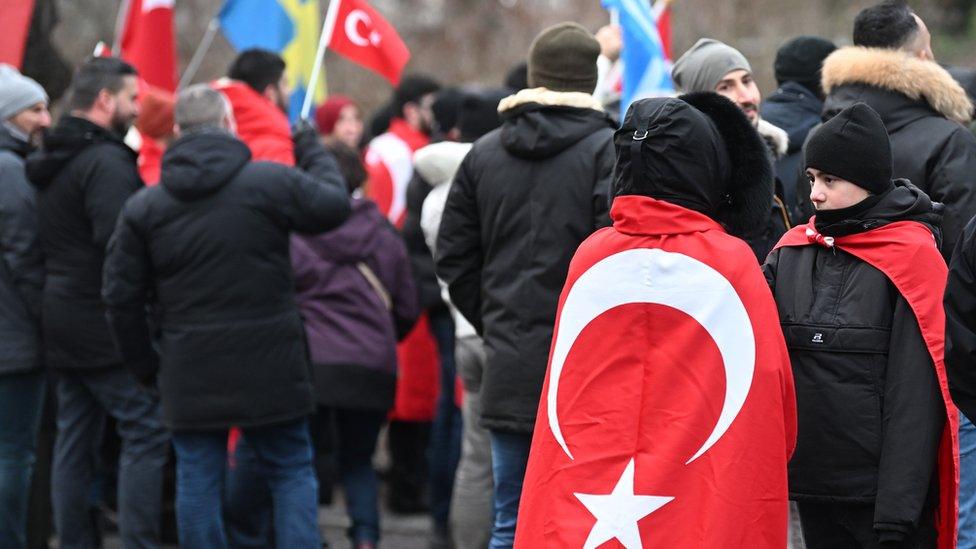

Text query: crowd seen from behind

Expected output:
[4,1,976,548]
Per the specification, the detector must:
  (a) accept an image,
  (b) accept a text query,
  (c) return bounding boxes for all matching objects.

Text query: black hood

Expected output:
[500,103,614,160]
[815,179,943,242]
[823,84,937,135]
[613,93,774,237]
[26,116,131,189]
[0,123,32,158]
[160,129,251,201]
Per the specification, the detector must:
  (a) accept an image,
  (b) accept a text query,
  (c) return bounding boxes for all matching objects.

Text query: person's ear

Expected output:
[174,124,182,138]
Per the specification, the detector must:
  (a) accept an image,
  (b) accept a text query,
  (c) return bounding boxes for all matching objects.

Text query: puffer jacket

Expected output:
[822,46,976,259]
[26,116,143,370]
[102,128,350,430]
[291,198,419,411]
[764,182,946,538]
[762,81,825,224]
[436,88,614,433]
[0,123,43,374]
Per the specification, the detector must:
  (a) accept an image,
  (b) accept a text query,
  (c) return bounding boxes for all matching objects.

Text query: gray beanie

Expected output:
[0,64,47,120]
[671,38,752,93]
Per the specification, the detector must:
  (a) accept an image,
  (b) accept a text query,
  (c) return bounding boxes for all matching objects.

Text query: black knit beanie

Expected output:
[774,36,836,92]
[527,22,600,93]
[805,102,893,194]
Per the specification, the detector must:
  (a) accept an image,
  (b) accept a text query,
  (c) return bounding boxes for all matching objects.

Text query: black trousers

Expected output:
[797,500,937,549]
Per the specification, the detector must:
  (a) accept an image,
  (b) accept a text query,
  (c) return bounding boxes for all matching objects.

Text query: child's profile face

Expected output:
[806,168,870,211]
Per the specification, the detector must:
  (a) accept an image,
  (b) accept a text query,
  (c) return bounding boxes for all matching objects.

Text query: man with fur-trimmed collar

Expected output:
[823,0,976,260]
[435,21,614,549]
[672,38,792,262]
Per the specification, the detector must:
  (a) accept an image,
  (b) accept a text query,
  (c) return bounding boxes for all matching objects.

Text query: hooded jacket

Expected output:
[26,116,143,370]
[435,88,615,433]
[822,47,976,259]
[0,123,43,374]
[764,182,946,540]
[291,198,419,411]
[102,129,350,430]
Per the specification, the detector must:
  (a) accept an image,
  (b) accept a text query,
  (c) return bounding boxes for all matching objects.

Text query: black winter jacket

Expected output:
[0,124,43,374]
[764,183,945,541]
[436,89,614,434]
[102,129,350,430]
[26,116,143,370]
[822,47,976,259]
[402,171,445,311]
[945,217,976,422]
[761,81,824,224]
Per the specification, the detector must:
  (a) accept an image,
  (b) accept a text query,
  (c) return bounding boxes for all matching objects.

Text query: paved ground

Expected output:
[101,497,432,548]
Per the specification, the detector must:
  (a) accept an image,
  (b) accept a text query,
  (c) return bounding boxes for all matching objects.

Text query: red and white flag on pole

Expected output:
[119,0,177,92]
[0,0,35,69]
[117,0,178,185]
[324,0,410,85]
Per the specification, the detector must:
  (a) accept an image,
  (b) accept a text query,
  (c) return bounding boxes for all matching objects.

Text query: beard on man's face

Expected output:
[110,109,136,137]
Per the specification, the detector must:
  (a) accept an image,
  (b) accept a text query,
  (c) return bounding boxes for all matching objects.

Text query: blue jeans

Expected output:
[0,370,45,549]
[428,309,461,528]
[52,367,169,549]
[173,419,319,549]
[960,409,976,548]
[488,431,532,549]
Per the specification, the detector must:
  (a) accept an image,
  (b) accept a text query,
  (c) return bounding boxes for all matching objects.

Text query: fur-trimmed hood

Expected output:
[497,87,614,160]
[822,47,973,125]
[757,118,789,157]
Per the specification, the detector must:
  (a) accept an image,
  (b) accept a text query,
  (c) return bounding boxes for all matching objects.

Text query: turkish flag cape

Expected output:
[326,0,410,86]
[775,219,959,549]
[515,196,796,548]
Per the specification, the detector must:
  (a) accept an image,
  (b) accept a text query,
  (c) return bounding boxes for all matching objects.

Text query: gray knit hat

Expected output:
[671,39,752,93]
[0,64,47,120]
[528,22,600,94]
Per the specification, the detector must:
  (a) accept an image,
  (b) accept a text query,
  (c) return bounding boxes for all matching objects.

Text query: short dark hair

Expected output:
[67,57,137,111]
[853,1,918,49]
[393,75,440,118]
[228,49,286,94]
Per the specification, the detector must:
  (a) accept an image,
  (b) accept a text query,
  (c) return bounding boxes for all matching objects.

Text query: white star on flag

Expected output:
[574,459,673,549]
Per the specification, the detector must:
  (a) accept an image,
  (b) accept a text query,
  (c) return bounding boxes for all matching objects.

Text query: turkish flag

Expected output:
[119,0,177,92]
[516,195,796,547]
[326,0,410,85]
[776,220,959,549]
[0,0,35,68]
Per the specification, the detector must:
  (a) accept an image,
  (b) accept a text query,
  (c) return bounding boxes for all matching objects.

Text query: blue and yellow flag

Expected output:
[219,0,325,121]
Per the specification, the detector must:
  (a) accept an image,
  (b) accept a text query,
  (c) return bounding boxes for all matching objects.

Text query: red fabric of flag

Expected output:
[0,0,35,69]
[326,0,410,86]
[657,6,672,60]
[516,196,796,547]
[119,0,177,92]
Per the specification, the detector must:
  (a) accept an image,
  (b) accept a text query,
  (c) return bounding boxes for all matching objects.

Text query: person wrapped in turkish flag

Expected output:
[769,103,957,548]
[515,93,797,547]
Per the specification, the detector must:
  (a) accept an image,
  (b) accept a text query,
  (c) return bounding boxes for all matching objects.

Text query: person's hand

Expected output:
[596,24,622,62]
[292,118,323,167]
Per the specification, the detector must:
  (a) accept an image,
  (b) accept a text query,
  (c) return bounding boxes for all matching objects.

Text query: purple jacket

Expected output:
[291,198,419,409]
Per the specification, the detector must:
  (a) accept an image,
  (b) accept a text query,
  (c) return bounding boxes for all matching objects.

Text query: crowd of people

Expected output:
[4,0,976,548]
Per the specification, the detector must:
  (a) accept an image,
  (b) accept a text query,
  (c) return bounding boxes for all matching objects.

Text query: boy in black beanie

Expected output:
[765,103,954,548]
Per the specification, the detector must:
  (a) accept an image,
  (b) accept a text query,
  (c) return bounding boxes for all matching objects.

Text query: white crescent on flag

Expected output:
[546,248,756,464]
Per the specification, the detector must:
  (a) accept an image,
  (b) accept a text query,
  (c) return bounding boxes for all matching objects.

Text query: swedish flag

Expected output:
[219,0,325,121]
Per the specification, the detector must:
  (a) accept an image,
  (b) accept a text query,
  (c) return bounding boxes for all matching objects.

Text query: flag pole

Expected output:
[179,18,220,90]
[112,0,132,55]
[302,0,341,120]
